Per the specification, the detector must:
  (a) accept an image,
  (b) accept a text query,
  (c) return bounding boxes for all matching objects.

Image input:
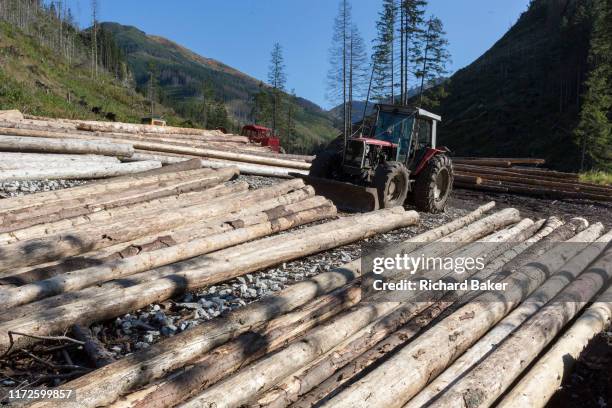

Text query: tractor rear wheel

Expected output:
[374,161,410,208]
[413,154,453,213]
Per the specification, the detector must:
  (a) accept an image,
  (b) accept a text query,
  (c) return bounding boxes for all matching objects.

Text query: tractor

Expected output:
[308,104,453,213]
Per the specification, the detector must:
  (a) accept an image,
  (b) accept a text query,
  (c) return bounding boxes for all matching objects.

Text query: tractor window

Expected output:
[374,112,410,144]
[416,119,432,148]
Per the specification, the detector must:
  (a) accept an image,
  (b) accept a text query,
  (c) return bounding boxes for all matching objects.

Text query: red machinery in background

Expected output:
[241,125,282,153]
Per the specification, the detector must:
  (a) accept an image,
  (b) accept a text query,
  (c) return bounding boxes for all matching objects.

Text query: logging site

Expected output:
[0,0,611,407]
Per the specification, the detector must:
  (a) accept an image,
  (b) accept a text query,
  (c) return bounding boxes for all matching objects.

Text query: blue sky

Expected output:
[62,0,531,109]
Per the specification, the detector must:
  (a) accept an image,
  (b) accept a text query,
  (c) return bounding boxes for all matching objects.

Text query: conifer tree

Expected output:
[415,16,450,106]
[268,42,286,136]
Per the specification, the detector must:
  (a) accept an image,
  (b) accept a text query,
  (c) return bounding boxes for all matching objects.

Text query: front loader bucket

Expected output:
[297,175,380,213]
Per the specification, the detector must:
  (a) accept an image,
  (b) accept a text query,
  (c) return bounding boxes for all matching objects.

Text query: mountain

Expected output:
[427,0,608,171]
[101,23,339,153]
[0,20,180,124]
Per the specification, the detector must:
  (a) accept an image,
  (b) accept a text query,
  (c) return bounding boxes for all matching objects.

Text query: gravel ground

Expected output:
[0,179,87,198]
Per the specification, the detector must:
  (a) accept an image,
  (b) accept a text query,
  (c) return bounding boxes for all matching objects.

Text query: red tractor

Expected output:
[308,104,453,213]
[241,125,282,153]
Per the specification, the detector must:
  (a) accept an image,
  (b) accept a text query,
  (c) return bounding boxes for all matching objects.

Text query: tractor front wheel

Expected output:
[413,154,453,213]
[374,161,410,208]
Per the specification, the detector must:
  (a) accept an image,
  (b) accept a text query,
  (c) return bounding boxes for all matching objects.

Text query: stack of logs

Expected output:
[0,181,609,408]
[453,157,611,201]
[0,110,313,181]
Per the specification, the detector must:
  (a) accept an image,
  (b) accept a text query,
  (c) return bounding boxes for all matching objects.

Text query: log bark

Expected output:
[0,160,161,182]
[497,284,612,408]
[320,219,596,408]
[114,284,362,408]
[0,190,323,305]
[181,302,400,408]
[0,168,237,234]
[71,325,115,368]
[0,135,133,157]
[0,207,418,356]
[405,226,610,408]
[28,270,366,408]
[428,235,612,408]
[0,197,335,307]
[0,166,234,215]
[0,179,307,272]
[129,152,309,178]
[454,163,579,181]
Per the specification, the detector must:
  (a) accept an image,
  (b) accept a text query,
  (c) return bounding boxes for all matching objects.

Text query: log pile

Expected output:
[453,157,611,202]
[0,190,606,408]
[0,111,315,180]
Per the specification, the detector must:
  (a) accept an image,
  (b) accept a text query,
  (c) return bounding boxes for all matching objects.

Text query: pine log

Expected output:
[25,204,500,408]
[0,135,133,157]
[406,226,610,408]
[181,303,400,408]
[28,272,369,408]
[0,190,323,304]
[0,110,23,121]
[0,196,335,307]
[114,284,362,408]
[0,179,308,272]
[456,169,611,195]
[0,207,418,356]
[0,152,120,166]
[320,219,597,408]
[454,163,579,181]
[0,166,234,215]
[497,284,612,408]
[129,151,309,178]
[429,235,612,408]
[292,222,546,408]
[453,157,546,165]
[0,168,237,234]
[453,173,482,184]
[0,160,162,182]
[452,159,513,167]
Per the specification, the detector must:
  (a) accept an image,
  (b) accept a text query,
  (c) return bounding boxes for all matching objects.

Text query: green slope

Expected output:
[101,23,339,153]
[428,0,607,171]
[0,22,181,124]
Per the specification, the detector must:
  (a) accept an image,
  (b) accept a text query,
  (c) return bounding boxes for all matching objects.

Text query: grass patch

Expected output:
[579,171,612,185]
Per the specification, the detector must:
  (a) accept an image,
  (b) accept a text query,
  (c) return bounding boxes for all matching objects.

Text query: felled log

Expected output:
[454,157,545,165]
[0,135,133,157]
[0,179,308,272]
[115,284,362,408]
[321,219,596,408]
[430,233,612,408]
[406,225,609,408]
[453,173,482,184]
[0,207,418,356]
[452,159,513,167]
[0,109,24,121]
[454,163,579,181]
[0,153,120,169]
[29,267,375,407]
[497,283,612,408]
[0,160,162,182]
[0,188,319,299]
[0,196,335,307]
[0,167,239,235]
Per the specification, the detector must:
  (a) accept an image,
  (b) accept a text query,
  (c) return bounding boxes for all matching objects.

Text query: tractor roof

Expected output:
[375,104,442,122]
[243,124,271,131]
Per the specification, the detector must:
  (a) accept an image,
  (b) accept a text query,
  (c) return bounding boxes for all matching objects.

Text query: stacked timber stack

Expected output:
[0,110,315,180]
[453,157,611,201]
[1,194,608,408]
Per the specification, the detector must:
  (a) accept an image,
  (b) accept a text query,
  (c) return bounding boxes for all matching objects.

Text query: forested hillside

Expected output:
[0,0,182,123]
[425,0,610,171]
[101,23,339,153]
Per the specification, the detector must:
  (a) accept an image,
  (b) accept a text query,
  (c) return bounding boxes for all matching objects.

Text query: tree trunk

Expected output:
[115,284,362,408]
[430,237,612,408]
[406,227,610,408]
[497,284,612,408]
[0,160,161,182]
[0,180,308,272]
[0,197,335,307]
[321,219,597,408]
[0,135,133,157]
